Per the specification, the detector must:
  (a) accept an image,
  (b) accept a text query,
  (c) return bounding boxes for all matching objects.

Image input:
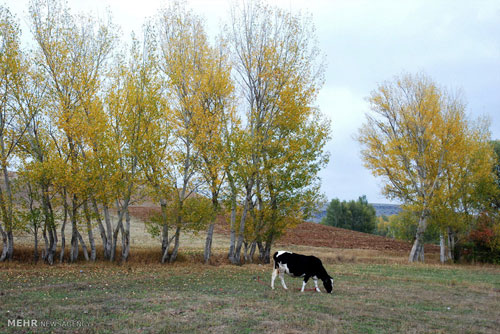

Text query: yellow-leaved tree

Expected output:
[0,5,27,261]
[228,0,330,264]
[191,39,236,264]
[431,119,497,262]
[30,0,116,262]
[156,2,217,263]
[358,73,497,262]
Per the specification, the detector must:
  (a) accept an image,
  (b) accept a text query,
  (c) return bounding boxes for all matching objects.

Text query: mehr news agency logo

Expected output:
[7,318,91,328]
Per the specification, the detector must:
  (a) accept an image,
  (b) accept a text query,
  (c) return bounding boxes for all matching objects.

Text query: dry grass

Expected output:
[1,259,499,333]
[3,207,499,333]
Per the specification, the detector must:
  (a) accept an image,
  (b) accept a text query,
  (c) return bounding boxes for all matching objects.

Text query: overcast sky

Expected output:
[5,0,500,204]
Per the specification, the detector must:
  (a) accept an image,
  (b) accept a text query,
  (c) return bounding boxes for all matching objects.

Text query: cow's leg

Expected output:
[301,276,311,292]
[271,268,278,289]
[313,277,321,292]
[279,271,288,290]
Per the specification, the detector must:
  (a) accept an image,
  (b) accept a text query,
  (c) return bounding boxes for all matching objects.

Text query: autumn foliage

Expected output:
[0,0,330,265]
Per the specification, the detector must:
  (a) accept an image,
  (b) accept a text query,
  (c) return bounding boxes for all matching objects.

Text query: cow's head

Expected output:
[322,276,334,293]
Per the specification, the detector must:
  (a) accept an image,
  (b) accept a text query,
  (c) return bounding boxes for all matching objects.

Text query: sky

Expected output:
[5,0,500,204]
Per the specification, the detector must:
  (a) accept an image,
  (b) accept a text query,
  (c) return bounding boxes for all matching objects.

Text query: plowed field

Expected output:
[277,222,439,253]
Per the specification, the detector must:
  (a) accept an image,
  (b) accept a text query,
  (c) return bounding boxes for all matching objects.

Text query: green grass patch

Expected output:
[0,261,499,333]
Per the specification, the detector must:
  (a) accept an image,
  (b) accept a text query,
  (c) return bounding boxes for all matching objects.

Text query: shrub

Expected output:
[461,213,500,263]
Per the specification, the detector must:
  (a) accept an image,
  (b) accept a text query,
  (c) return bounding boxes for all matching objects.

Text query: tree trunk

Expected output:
[257,241,264,257]
[91,198,108,259]
[70,196,79,263]
[0,230,13,262]
[51,226,58,264]
[40,187,56,265]
[258,240,267,263]
[160,199,171,263]
[409,212,427,262]
[110,203,127,263]
[160,199,168,253]
[161,233,176,264]
[204,223,215,264]
[77,231,89,261]
[168,226,181,263]
[110,216,122,263]
[262,240,272,264]
[121,208,130,262]
[0,224,7,261]
[159,199,174,264]
[409,235,425,262]
[243,241,249,262]
[5,231,13,261]
[227,170,237,260]
[110,198,130,262]
[228,196,236,260]
[41,223,48,261]
[232,182,253,265]
[46,225,56,265]
[439,233,447,263]
[83,202,96,261]
[34,225,39,263]
[0,163,14,261]
[103,204,113,259]
[447,227,455,262]
[247,241,257,263]
[60,203,68,263]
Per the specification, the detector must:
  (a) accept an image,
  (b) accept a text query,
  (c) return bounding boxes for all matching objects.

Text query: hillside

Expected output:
[276,222,438,253]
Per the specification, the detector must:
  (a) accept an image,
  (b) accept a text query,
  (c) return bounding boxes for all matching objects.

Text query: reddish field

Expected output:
[277,222,439,253]
[128,205,440,254]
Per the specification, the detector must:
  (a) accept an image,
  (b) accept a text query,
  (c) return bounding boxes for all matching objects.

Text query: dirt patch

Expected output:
[128,205,161,221]
[277,222,439,253]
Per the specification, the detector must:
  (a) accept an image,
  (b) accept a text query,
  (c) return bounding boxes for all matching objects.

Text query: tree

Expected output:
[358,73,496,262]
[430,122,496,262]
[322,196,377,233]
[0,6,31,261]
[228,0,329,264]
[192,40,236,264]
[30,0,116,262]
[155,2,216,263]
[490,140,500,209]
[13,60,62,263]
[104,29,163,262]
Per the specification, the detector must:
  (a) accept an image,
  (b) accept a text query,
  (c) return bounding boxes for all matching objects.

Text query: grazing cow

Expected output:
[271,251,334,293]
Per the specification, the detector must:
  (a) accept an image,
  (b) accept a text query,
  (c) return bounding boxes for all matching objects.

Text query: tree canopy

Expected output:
[322,196,377,234]
[358,73,497,262]
[0,0,330,265]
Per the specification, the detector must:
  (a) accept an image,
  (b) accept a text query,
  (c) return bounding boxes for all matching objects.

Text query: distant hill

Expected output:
[309,202,401,223]
[371,203,402,217]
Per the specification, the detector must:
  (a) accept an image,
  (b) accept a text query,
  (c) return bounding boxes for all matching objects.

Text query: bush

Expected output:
[374,210,440,243]
[461,212,500,263]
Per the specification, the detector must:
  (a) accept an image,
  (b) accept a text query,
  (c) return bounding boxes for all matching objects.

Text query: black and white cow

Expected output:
[271,251,334,293]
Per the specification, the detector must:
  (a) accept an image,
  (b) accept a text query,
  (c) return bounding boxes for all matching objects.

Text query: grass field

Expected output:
[1,213,499,333]
[1,249,499,334]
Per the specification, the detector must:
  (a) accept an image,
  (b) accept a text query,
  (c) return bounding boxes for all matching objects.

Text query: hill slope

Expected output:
[276,222,439,253]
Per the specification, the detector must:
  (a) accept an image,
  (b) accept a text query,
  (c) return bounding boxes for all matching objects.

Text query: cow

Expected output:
[271,251,334,293]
